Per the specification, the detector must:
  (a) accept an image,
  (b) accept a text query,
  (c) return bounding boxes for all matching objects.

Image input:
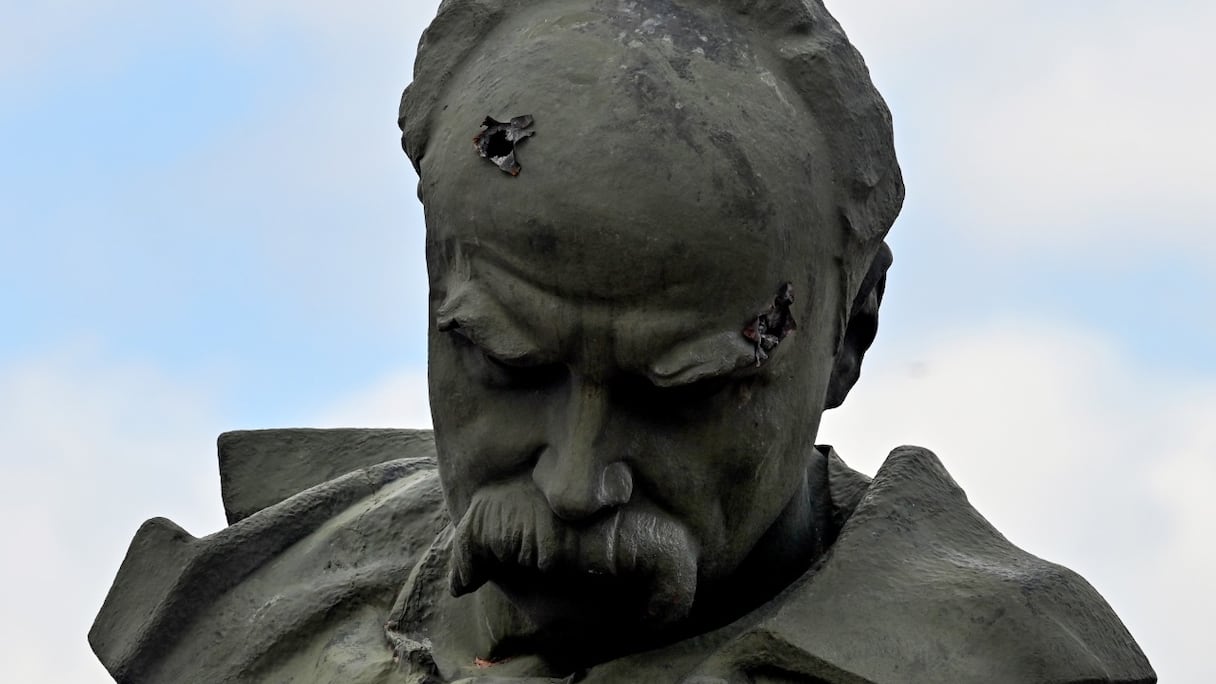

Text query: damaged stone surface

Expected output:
[742,282,796,365]
[473,115,534,176]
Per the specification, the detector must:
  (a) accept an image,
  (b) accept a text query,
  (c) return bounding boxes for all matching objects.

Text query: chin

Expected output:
[498,567,655,627]
[492,568,680,660]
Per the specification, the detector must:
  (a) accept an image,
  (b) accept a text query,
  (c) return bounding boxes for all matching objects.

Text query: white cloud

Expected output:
[311,366,432,429]
[0,346,229,683]
[0,350,427,682]
[832,0,1216,256]
[820,319,1216,682]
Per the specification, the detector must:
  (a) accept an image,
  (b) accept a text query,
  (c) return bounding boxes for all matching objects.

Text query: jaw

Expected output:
[471,552,695,669]
[693,454,826,626]
[493,570,657,645]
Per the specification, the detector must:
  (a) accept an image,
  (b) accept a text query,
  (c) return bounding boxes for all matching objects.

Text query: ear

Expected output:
[824,243,892,410]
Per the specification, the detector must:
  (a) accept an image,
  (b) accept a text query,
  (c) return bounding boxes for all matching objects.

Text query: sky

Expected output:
[0,1,1211,681]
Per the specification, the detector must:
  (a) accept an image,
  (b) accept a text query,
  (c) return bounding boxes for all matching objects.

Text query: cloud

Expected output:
[0,345,229,682]
[0,349,426,682]
[311,366,432,429]
[820,318,1216,682]
[831,0,1216,257]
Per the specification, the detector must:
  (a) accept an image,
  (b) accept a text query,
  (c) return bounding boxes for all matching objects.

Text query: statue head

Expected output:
[400,0,902,659]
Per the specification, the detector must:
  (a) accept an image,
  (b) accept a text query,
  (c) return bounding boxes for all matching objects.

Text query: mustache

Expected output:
[449,483,699,626]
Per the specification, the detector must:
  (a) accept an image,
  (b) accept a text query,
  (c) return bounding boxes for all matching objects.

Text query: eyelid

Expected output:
[482,348,544,369]
[654,363,759,393]
[645,332,759,388]
[445,325,551,368]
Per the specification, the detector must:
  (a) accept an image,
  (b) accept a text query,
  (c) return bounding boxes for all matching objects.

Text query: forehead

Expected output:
[423,5,840,282]
[419,1,845,359]
[427,167,780,313]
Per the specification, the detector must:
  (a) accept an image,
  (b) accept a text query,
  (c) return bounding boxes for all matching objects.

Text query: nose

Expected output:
[532,382,633,521]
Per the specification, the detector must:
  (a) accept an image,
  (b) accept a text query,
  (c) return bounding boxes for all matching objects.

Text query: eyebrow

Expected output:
[436,300,547,364]
[644,330,761,388]
[436,277,769,385]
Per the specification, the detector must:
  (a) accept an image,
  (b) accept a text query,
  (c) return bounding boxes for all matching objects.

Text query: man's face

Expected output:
[422,140,848,639]
[417,2,850,641]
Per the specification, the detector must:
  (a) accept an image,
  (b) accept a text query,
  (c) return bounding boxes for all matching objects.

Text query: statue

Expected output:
[90,1,1155,682]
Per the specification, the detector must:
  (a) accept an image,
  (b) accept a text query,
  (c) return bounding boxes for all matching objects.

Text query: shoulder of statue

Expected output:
[701,445,1156,684]
[90,429,443,683]
[817,444,872,535]
[218,427,438,524]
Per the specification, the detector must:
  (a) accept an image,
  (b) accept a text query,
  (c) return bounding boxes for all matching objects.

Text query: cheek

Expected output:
[429,341,552,510]
[645,372,821,559]
[630,379,800,511]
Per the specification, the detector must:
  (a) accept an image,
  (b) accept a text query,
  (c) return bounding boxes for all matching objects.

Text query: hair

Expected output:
[399,0,903,265]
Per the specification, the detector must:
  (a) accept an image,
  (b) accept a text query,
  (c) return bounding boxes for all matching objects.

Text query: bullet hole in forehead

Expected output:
[474,115,536,176]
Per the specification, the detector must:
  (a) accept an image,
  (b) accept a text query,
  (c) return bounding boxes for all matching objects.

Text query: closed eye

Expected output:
[448,330,565,389]
[611,372,735,419]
